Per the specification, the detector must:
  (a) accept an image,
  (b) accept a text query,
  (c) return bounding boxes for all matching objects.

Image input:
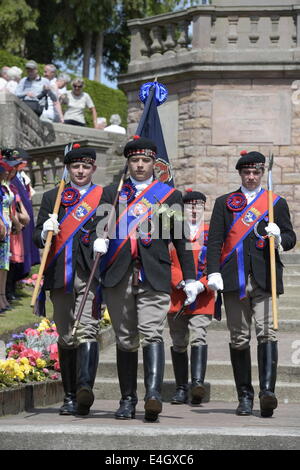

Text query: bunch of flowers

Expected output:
[0,318,60,389]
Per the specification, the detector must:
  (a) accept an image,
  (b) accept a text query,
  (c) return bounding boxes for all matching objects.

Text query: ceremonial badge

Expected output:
[119,182,136,204]
[61,188,81,207]
[226,192,247,212]
[72,202,91,221]
[242,207,261,226]
[154,158,172,184]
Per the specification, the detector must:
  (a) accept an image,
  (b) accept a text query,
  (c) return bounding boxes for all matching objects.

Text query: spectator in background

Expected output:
[2,148,40,301]
[41,64,64,123]
[0,66,10,90]
[56,73,71,98]
[62,78,97,128]
[15,60,57,117]
[104,114,126,135]
[6,66,23,94]
[0,158,16,312]
[96,117,107,129]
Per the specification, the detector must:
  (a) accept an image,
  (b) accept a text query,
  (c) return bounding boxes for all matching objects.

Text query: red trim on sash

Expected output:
[221,190,278,265]
[45,185,103,269]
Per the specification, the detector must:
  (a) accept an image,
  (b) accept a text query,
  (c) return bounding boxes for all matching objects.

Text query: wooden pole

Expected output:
[268,154,278,330]
[30,177,66,308]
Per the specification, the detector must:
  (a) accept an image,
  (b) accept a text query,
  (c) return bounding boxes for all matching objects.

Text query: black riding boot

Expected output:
[229,344,254,416]
[58,345,77,415]
[143,342,164,422]
[115,347,138,419]
[190,345,207,404]
[170,347,188,404]
[258,341,278,418]
[76,341,99,416]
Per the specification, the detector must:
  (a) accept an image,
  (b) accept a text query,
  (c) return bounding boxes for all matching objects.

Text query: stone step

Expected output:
[209,319,300,332]
[281,253,300,265]
[97,360,300,383]
[283,264,300,275]
[278,297,300,308]
[0,400,300,450]
[283,274,300,286]
[93,378,300,403]
[281,286,300,296]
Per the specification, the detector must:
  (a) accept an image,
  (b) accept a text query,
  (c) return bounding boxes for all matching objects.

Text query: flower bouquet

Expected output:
[0,318,60,389]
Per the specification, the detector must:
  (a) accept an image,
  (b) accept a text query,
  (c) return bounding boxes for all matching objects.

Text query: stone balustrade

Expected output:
[126,1,300,78]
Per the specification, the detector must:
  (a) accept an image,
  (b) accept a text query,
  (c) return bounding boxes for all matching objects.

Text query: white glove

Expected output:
[265,222,281,248]
[196,280,205,294]
[93,238,109,256]
[183,280,200,306]
[41,213,59,240]
[207,273,224,291]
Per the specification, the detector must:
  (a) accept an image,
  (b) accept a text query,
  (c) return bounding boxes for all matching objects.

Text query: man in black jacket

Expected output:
[33,146,103,416]
[207,151,296,418]
[94,135,199,422]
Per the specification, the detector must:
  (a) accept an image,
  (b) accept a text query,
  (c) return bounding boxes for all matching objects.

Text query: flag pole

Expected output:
[30,166,68,308]
[268,153,278,331]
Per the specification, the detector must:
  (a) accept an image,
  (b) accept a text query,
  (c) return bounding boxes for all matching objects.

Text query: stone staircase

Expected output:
[94,252,300,405]
[0,252,299,450]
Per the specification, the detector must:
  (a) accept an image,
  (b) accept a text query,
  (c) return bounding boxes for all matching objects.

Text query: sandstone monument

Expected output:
[119,0,300,242]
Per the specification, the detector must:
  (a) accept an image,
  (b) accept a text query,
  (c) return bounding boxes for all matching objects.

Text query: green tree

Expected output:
[24,0,58,63]
[0,0,38,56]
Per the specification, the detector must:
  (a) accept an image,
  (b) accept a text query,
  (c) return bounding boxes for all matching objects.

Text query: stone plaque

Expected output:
[212,90,291,145]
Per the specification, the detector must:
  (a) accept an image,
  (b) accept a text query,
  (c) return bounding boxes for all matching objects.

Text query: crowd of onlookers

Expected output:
[0,147,40,314]
[0,61,126,134]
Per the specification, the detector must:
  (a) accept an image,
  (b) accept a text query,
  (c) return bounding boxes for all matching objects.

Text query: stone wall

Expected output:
[0,92,127,213]
[119,0,300,246]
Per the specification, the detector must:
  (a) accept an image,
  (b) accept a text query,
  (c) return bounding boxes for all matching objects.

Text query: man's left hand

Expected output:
[265,222,281,248]
[183,280,204,306]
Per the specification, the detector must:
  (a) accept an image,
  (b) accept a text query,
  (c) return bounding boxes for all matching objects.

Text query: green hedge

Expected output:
[0,49,128,128]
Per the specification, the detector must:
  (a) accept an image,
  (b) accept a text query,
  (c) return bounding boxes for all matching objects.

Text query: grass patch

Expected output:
[0,287,53,343]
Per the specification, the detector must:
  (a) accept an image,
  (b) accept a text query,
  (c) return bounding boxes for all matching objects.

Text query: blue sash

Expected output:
[100,180,175,272]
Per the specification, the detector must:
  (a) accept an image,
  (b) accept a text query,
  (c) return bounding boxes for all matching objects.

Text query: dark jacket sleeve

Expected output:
[275,198,297,251]
[206,195,227,275]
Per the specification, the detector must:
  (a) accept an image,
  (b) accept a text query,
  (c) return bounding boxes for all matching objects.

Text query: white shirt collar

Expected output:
[130,175,153,191]
[70,181,92,195]
[241,185,262,199]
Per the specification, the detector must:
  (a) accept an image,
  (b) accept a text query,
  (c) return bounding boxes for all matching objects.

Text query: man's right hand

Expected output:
[207,272,224,291]
[93,238,109,256]
[41,213,60,241]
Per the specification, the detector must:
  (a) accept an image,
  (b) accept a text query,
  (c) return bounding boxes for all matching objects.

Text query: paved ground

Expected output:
[0,400,299,450]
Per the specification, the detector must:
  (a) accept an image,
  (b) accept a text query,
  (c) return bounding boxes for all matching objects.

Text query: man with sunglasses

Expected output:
[62,78,98,128]
[207,151,296,418]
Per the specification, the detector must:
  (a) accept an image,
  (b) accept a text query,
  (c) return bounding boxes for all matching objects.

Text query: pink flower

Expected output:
[19,348,42,366]
[24,328,39,336]
[50,373,59,380]
[48,343,58,359]
[54,361,60,371]
[31,274,38,280]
